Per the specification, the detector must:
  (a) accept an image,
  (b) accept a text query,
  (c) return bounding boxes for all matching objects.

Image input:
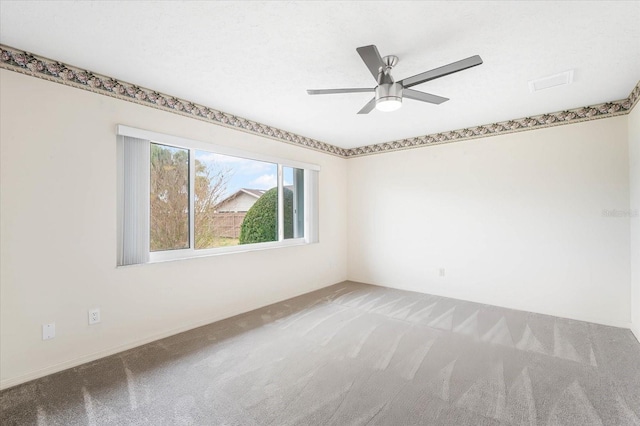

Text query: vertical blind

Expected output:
[118,136,150,266]
[306,170,319,244]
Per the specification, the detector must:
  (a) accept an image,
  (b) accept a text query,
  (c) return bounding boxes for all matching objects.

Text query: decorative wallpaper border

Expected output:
[0,44,638,159]
[0,45,348,158]
[344,81,640,157]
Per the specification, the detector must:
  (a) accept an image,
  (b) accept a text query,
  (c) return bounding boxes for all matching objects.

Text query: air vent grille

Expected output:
[528,70,574,92]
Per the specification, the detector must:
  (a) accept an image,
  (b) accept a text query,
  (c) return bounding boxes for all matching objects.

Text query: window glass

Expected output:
[118,126,319,265]
[283,167,305,239]
[150,143,189,251]
[194,151,278,249]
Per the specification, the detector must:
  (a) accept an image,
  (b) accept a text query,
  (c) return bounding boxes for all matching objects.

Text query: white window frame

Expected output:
[117,125,319,265]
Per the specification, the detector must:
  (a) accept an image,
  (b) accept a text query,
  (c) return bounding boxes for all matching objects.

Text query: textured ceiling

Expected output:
[1,1,639,149]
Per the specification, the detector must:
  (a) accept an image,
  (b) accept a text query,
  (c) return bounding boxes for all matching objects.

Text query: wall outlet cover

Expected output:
[89,308,101,325]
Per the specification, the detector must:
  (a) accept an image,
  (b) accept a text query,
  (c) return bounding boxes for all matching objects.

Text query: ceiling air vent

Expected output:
[528,70,574,93]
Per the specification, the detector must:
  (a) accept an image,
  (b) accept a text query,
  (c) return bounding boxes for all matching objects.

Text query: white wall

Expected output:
[348,117,631,328]
[0,70,348,389]
[629,104,640,342]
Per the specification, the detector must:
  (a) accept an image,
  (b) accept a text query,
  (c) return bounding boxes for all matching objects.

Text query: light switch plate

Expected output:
[42,323,55,340]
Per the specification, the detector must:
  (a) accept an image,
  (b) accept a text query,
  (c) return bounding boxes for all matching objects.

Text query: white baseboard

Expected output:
[632,323,640,343]
[0,279,347,391]
[2,279,633,391]
[1,319,218,391]
[349,279,633,330]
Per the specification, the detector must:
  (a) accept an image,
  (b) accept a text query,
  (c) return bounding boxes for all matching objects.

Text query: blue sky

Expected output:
[196,151,293,198]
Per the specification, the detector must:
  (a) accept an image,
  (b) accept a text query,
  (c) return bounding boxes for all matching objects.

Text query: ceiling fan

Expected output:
[307,45,482,114]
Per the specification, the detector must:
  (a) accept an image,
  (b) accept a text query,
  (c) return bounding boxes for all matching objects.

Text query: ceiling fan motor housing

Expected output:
[375,83,403,111]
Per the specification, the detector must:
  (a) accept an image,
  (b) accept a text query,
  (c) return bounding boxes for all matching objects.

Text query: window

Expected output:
[150,143,190,251]
[193,151,278,249]
[117,125,319,266]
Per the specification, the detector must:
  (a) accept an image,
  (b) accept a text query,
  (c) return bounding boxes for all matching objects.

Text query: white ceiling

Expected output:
[1,1,639,149]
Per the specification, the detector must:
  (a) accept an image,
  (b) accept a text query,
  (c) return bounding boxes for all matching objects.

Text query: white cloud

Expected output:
[196,152,249,165]
[195,152,218,163]
[240,161,275,174]
[250,174,277,189]
[196,152,276,174]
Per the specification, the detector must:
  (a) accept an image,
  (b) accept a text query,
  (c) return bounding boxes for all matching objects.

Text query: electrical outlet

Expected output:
[89,308,101,325]
[42,323,55,340]
[439,268,446,278]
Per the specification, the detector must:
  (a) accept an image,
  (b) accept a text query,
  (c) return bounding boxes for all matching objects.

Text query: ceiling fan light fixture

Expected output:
[375,82,403,112]
[376,97,402,112]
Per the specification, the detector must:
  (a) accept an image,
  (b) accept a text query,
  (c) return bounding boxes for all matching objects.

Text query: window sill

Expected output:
[117,238,311,268]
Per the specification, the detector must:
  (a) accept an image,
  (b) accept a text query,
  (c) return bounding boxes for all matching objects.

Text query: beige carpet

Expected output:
[1,281,640,425]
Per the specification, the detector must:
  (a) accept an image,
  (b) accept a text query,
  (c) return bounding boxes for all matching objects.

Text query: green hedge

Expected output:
[239,187,293,244]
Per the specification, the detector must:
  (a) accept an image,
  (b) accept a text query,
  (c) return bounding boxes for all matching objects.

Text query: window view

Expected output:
[150,143,189,251]
[118,126,318,265]
[194,151,278,249]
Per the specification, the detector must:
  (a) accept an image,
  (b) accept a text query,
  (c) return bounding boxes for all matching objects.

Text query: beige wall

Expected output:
[629,103,640,342]
[1,67,637,389]
[348,117,631,327]
[0,70,348,389]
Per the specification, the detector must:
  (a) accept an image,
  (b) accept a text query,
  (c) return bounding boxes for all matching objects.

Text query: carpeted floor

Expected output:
[1,281,640,425]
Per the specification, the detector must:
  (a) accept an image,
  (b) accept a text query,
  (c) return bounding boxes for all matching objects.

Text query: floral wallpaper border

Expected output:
[345,81,640,157]
[1,44,638,159]
[0,45,348,157]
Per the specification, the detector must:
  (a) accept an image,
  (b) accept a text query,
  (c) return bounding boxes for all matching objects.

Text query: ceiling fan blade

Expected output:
[403,89,449,105]
[400,55,483,89]
[357,97,377,114]
[307,88,375,95]
[356,45,385,81]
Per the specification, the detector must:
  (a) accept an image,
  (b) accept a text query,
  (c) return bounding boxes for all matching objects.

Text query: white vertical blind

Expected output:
[188,148,195,251]
[305,170,319,243]
[119,136,150,265]
[293,168,304,239]
[277,164,284,241]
